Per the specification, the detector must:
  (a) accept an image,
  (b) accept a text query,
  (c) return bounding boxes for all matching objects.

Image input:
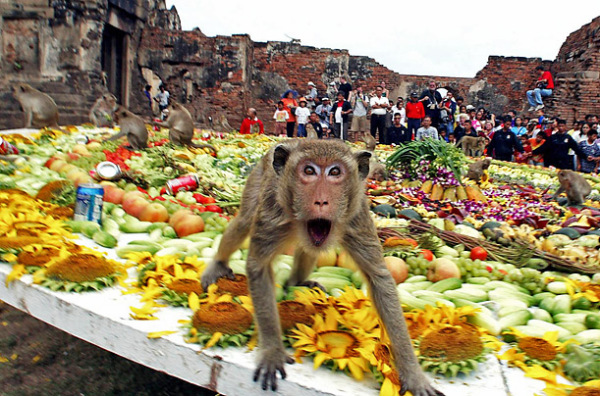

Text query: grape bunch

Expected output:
[405,255,431,276]
[504,267,545,294]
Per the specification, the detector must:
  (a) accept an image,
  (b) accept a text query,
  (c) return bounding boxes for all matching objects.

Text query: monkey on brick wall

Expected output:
[201,139,443,396]
[11,83,60,129]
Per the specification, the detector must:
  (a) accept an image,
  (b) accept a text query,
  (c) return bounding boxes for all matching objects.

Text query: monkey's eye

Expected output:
[304,165,316,176]
[328,167,341,176]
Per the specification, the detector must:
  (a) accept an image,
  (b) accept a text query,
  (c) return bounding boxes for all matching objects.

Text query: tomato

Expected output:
[420,249,434,261]
[205,205,222,213]
[470,247,488,261]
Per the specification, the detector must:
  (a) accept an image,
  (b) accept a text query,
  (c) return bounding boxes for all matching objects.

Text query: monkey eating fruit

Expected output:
[12,83,60,129]
[90,93,118,127]
[552,169,591,206]
[201,140,443,396]
[467,157,491,182]
[158,102,216,153]
[104,106,148,150]
[457,135,486,157]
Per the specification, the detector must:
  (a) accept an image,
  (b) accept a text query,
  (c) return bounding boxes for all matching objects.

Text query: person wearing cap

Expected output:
[405,92,425,139]
[329,91,352,140]
[295,99,311,138]
[239,107,264,135]
[306,82,318,109]
[369,85,389,143]
[316,97,332,135]
[349,85,369,142]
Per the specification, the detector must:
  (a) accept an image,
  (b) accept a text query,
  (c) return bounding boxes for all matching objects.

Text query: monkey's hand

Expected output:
[253,347,294,391]
[399,371,445,396]
[200,260,235,290]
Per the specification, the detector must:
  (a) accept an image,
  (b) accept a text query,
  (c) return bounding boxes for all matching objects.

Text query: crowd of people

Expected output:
[236,65,600,174]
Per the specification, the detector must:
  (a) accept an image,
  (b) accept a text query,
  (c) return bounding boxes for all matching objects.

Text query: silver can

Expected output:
[96,161,122,181]
[73,134,89,145]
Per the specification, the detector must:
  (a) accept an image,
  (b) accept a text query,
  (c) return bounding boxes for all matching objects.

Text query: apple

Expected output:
[169,209,194,227]
[426,258,461,282]
[139,203,170,223]
[122,190,146,203]
[122,196,149,218]
[383,256,408,284]
[172,214,204,237]
[44,157,59,168]
[53,152,68,161]
[72,144,91,156]
[336,249,359,271]
[316,248,338,268]
[72,172,93,187]
[87,141,102,149]
[103,185,126,204]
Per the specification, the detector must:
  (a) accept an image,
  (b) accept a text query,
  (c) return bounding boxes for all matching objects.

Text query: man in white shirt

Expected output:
[416,116,439,140]
[370,85,389,143]
[306,82,318,109]
[349,85,369,142]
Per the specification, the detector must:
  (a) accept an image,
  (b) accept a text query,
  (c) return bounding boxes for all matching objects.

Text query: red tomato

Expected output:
[205,205,222,213]
[470,247,488,261]
[420,249,434,261]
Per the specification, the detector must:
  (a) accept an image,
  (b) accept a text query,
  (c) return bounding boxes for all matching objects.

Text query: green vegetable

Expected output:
[546,281,568,294]
[585,313,600,329]
[554,313,587,324]
[316,266,354,278]
[351,271,364,289]
[307,276,352,292]
[92,230,118,248]
[398,289,430,311]
[555,321,587,335]
[574,329,600,344]
[119,219,152,233]
[101,218,120,238]
[467,310,501,336]
[551,294,571,316]
[488,288,534,307]
[373,204,397,218]
[530,307,553,323]
[116,244,161,258]
[526,319,573,341]
[539,297,556,314]
[563,344,600,383]
[499,310,532,330]
[443,287,488,303]
[162,226,177,239]
[533,292,556,305]
[426,278,462,293]
[572,297,592,311]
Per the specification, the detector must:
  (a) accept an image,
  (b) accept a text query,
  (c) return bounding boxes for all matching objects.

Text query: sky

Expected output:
[165,1,600,78]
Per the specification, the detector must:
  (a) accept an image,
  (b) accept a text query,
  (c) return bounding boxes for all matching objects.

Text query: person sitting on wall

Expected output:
[239,108,264,134]
[526,66,554,112]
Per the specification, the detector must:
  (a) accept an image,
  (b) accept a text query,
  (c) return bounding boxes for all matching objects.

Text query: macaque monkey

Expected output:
[158,102,216,153]
[306,124,319,139]
[552,169,591,206]
[105,106,148,150]
[466,157,491,182]
[89,93,118,127]
[361,133,377,152]
[201,140,442,396]
[360,133,387,181]
[11,83,60,129]
[457,135,486,157]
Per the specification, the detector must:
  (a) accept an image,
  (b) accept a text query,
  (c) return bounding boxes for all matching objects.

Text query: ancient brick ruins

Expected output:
[1,1,599,131]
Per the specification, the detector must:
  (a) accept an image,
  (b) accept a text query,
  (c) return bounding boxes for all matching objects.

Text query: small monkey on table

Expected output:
[466,157,491,182]
[104,106,148,150]
[156,102,216,153]
[12,83,60,129]
[201,139,443,395]
[552,169,592,206]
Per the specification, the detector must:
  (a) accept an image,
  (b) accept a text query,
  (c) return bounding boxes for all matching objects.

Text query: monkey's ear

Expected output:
[354,151,372,179]
[273,144,291,175]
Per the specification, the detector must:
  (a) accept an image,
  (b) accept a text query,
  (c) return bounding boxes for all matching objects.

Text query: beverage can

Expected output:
[74,183,104,224]
[166,174,199,195]
[73,134,89,145]
[96,161,122,180]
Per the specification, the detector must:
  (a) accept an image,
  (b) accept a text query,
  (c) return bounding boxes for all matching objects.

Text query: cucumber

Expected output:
[426,278,463,293]
[585,313,600,329]
[499,310,533,330]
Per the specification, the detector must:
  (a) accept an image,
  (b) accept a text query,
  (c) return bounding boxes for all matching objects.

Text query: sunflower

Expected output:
[278,300,315,331]
[498,329,568,372]
[358,341,402,396]
[402,303,481,340]
[33,252,125,292]
[291,306,375,381]
[0,236,42,250]
[543,380,600,396]
[0,209,71,240]
[566,278,600,303]
[416,323,488,377]
[293,287,335,314]
[186,284,254,348]
[216,274,249,296]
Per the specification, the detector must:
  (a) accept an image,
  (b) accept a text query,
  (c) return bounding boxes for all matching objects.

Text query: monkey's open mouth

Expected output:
[307,219,331,247]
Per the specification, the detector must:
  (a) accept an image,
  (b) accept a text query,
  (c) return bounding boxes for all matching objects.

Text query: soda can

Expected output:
[96,161,122,180]
[166,174,199,195]
[74,183,104,224]
[73,134,89,145]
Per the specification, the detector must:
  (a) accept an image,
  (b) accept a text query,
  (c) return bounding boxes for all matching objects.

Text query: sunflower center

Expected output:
[216,274,249,296]
[193,302,253,334]
[167,279,203,295]
[45,254,116,282]
[420,325,483,362]
[278,301,316,331]
[571,387,600,396]
[374,343,392,366]
[518,337,557,361]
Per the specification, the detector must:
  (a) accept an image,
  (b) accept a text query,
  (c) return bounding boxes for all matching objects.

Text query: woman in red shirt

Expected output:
[281,90,298,138]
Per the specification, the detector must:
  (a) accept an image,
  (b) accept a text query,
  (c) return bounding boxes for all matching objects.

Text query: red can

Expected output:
[166,174,199,195]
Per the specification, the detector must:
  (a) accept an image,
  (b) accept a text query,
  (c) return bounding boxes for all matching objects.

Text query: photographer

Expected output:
[440,92,457,135]
[526,66,554,111]
[419,81,443,128]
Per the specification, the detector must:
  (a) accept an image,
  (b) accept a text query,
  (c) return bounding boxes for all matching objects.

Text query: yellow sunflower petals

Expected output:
[147,330,177,339]
[204,332,223,349]
[189,292,200,311]
[313,352,328,369]
[6,264,26,284]
[347,360,364,381]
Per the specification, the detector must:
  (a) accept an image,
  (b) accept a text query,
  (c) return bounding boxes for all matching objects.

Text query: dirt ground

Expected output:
[0,301,217,396]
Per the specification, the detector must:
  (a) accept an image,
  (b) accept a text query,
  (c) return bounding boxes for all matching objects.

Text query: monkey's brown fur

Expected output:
[12,83,60,129]
[89,93,118,127]
[201,140,442,396]
[552,169,591,206]
[105,106,148,150]
[467,158,491,182]
[361,133,387,181]
[306,123,319,139]
[457,135,486,157]
[362,133,377,152]
[160,102,216,153]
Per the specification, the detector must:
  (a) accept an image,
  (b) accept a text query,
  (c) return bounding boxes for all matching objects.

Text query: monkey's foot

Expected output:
[200,261,235,290]
[295,280,326,292]
[253,348,294,391]
[399,371,445,396]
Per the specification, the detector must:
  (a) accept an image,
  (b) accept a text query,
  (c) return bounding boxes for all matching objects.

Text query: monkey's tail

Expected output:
[188,142,217,154]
